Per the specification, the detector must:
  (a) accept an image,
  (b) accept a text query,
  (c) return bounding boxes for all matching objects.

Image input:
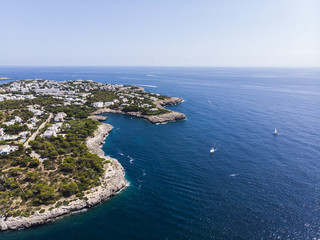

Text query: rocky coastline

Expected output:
[158,97,183,106]
[92,97,186,124]
[0,123,127,231]
[88,115,108,121]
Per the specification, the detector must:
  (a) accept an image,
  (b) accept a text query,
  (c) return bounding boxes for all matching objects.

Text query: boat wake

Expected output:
[127,155,135,164]
[137,178,143,183]
[118,151,125,156]
[137,170,146,190]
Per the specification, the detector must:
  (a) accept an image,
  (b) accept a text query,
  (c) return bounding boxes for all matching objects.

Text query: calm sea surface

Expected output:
[0,67,319,239]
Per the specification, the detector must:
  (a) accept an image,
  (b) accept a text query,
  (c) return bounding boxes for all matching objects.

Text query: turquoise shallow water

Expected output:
[0,67,320,239]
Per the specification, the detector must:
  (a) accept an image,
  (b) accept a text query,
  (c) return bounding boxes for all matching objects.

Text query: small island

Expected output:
[0,79,185,231]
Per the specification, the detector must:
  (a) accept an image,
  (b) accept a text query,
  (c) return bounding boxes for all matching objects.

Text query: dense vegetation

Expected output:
[0,118,106,218]
[0,97,64,111]
[9,110,34,122]
[3,123,28,135]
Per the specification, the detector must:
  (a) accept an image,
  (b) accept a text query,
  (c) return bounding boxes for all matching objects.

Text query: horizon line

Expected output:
[1,65,320,69]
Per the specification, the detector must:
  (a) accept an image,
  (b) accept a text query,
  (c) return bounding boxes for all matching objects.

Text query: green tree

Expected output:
[29,158,40,168]
[33,184,56,205]
[25,172,40,182]
[59,182,78,197]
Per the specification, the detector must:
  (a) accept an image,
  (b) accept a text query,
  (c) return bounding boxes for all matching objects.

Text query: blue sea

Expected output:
[0,67,320,239]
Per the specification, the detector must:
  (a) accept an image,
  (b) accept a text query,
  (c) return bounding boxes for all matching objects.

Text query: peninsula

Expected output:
[0,79,185,230]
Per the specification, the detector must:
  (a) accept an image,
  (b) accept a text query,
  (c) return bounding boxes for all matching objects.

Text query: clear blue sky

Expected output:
[1,0,319,67]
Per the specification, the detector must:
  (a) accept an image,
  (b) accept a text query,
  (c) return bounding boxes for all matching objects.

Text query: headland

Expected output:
[0,79,185,230]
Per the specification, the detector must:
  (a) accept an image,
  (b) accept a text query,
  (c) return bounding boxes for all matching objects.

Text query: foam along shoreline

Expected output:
[92,97,186,124]
[0,123,127,231]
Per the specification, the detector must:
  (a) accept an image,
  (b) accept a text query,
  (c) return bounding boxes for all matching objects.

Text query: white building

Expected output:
[27,123,36,130]
[30,117,39,123]
[2,120,15,126]
[104,102,113,106]
[43,123,62,138]
[19,131,30,138]
[43,130,57,138]
[0,145,18,155]
[149,108,158,113]
[92,102,104,108]
[15,116,22,123]
[54,112,67,122]
[0,135,19,141]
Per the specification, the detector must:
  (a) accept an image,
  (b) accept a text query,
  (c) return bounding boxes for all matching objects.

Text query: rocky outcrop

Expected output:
[158,97,183,106]
[88,115,108,121]
[0,123,127,231]
[92,108,185,124]
[142,111,186,124]
[92,97,186,124]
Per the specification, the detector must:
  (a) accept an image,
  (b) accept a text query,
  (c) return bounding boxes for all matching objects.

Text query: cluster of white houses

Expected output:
[42,122,63,138]
[28,106,44,116]
[43,112,66,138]
[0,110,67,154]
[0,128,30,141]
[2,115,40,130]
[0,127,29,154]
[1,79,163,114]
[2,116,23,126]
[0,107,44,154]
[0,94,35,101]
[0,79,166,155]
[92,101,116,108]
[0,79,129,97]
[54,112,67,122]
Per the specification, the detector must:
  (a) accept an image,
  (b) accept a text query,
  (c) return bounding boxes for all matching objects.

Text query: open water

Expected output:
[0,67,319,239]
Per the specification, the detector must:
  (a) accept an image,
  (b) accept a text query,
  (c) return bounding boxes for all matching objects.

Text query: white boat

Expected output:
[210,147,215,153]
[273,128,278,135]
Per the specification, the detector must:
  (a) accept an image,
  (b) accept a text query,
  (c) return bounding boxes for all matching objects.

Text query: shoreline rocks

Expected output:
[88,115,108,121]
[0,123,127,231]
[158,97,183,106]
[143,111,186,124]
[92,97,186,124]
[92,108,186,124]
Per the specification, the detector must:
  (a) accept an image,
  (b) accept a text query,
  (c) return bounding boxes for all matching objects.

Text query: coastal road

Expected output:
[24,113,53,148]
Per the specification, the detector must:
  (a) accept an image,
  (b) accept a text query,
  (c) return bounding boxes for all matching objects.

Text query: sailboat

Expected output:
[273,128,278,135]
[210,147,215,153]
